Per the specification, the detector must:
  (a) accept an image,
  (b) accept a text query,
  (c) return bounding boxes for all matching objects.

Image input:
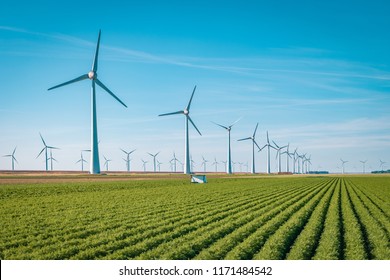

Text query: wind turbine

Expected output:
[3,147,18,171]
[121,148,136,172]
[273,141,287,173]
[48,149,58,171]
[340,159,348,174]
[76,152,88,172]
[281,143,292,173]
[221,160,227,171]
[48,30,127,175]
[141,159,148,172]
[360,160,367,174]
[237,123,261,174]
[159,86,201,174]
[170,152,179,173]
[261,131,276,174]
[157,160,163,172]
[103,156,111,171]
[379,160,386,171]
[212,118,241,174]
[148,152,160,173]
[37,133,59,171]
[212,157,219,172]
[201,156,209,173]
[292,148,298,174]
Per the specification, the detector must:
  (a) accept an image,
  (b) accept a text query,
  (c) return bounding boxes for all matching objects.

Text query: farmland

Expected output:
[0,174,389,260]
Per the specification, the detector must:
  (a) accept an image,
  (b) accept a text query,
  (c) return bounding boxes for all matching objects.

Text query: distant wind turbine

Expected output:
[103,156,111,171]
[3,147,18,171]
[340,159,348,174]
[281,143,292,173]
[48,149,58,171]
[170,152,179,173]
[141,159,148,172]
[238,122,261,174]
[201,156,208,173]
[212,118,241,174]
[379,160,386,171]
[159,86,201,174]
[48,30,127,174]
[212,157,219,172]
[76,152,88,172]
[261,131,276,174]
[37,133,59,171]
[273,141,287,173]
[148,152,160,173]
[157,160,163,172]
[360,160,367,174]
[121,148,136,172]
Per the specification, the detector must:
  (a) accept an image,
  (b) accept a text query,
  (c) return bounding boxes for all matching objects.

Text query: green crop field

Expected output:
[0,174,389,260]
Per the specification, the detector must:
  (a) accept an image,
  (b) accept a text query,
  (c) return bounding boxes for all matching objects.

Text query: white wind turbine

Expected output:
[141,159,148,172]
[212,157,219,172]
[212,118,241,174]
[273,141,287,173]
[37,133,59,171]
[238,123,261,174]
[360,160,367,174]
[121,148,136,172]
[159,86,201,174]
[261,131,276,174]
[281,143,292,173]
[148,152,160,173]
[170,152,179,173]
[201,156,208,172]
[103,156,111,171]
[48,30,127,175]
[157,160,163,172]
[3,147,18,171]
[340,159,348,174]
[76,152,88,172]
[48,149,58,171]
[379,160,386,171]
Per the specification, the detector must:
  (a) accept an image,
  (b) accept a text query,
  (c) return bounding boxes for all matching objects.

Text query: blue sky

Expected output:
[1,0,389,173]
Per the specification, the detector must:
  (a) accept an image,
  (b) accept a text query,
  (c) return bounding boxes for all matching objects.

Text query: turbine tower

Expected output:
[37,133,59,171]
[212,118,241,174]
[121,148,136,172]
[3,147,18,171]
[158,86,201,174]
[360,160,367,174]
[148,152,160,173]
[238,123,261,174]
[48,30,127,174]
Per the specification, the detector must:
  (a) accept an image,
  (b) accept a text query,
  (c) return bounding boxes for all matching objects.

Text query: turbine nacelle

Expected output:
[88,71,97,80]
[183,109,189,115]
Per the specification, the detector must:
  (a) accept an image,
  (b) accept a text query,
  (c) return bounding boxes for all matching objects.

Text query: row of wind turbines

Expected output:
[2,30,386,175]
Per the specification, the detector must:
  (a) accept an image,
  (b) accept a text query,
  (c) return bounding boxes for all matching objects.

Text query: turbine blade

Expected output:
[272,140,280,149]
[211,121,228,130]
[12,147,17,155]
[253,140,261,150]
[267,131,270,144]
[37,147,45,158]
[237,137,251,141]
[95,79,127,108]
[129,149,136,154]
[13,157,19,164]
[186,85,197,111]
[188,116,202,136]
[39,133,47,146]
[92,30,101,72]
[48,74,89,91]
[47,146,60,150]
[120,148,128,154]
[230,117,242,127]
[159,110,184,117]
[253,122,259,138]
